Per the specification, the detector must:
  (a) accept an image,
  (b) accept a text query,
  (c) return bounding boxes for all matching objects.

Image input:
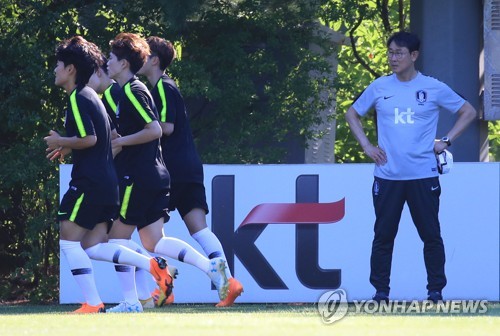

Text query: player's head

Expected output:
[386,31,420,53]
[88,54,112,94]
[109,32,150,74]
[55,35,103,86]
[146,36,176,71]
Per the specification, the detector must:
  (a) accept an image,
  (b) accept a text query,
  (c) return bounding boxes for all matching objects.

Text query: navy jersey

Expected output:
[102,81,122,130]
[151,75,203,184]
[64,85,118,205]
[114,77,169,189]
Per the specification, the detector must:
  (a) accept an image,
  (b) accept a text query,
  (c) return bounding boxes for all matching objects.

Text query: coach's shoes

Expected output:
[106,301,143,313]
[372,291,389,303]
[149,256,174,306]
[208,257,229,301]
[427,291,443,303]
[215,278,244,307]
[72,302,105,314]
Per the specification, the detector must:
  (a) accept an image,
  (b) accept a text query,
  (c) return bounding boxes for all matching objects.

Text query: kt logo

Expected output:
[211,174,345,290]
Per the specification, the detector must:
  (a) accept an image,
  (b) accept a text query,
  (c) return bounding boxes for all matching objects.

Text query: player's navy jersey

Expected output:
[151,75,203,184]
[114,77,169,189]
[352,72,465,180]
[102,81,122,130]
[64,85,118,204]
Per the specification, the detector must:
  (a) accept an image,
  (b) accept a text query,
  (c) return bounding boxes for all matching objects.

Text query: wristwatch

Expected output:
[441,137,451,147]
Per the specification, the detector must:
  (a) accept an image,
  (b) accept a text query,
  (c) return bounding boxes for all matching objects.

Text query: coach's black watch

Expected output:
[441,137,451,147]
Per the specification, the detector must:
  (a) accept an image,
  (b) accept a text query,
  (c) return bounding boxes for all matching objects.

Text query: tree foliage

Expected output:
[318,0,410,163]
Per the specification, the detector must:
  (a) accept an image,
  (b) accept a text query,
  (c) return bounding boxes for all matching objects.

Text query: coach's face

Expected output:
[387,41,419,76]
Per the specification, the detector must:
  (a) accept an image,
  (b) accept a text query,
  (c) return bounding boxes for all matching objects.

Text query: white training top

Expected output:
[352,72,465,180]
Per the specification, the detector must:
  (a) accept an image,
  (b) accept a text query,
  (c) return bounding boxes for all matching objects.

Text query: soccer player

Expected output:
[345,31,476,303]
[46,36,172,314]
[105,32,229,312]
[87,59,173,309]
[137,36,243,307]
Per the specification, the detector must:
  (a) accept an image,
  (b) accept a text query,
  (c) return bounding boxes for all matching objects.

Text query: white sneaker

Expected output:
[207,257,229,301]
[106,301,144,313]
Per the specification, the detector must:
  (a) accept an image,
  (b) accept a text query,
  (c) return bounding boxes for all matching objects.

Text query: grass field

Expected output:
[1,302,499,336]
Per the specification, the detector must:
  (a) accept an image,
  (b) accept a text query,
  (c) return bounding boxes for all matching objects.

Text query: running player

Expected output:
[87,59,175,309]
[137,36,243,307]
[105,32,229,312]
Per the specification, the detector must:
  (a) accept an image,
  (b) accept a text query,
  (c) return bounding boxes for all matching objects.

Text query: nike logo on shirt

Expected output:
[431,186,439,191]
[384,95,394,100]
[58,211,68,215]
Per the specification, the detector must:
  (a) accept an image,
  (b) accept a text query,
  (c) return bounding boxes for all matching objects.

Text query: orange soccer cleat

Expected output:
[149,257,174,306]
[215,278,244,307]
[72,302,105,314]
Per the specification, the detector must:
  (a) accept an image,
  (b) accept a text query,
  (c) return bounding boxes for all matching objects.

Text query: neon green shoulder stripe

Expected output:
[124,83,153,123]
[104,85,118,113]
[69,89,87,137]
[157,79,167,122]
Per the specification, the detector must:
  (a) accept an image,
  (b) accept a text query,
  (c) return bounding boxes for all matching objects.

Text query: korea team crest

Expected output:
[416,90,427,104]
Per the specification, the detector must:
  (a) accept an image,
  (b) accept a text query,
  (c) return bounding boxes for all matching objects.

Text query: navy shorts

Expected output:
[58,185,118,231]
[169,182,209,218]
[118,177,170,230]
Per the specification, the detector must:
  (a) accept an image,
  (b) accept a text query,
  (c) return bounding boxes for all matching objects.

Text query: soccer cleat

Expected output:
[106,301,143,313]
[72,302,105,314]
[215,278,244,307]
[153,266,178,307]
[427,291,443,303]
[149,257,174,307]
[207,257,230,301]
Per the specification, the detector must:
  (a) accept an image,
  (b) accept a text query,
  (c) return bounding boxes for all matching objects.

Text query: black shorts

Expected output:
[119,177,170,230]
[169,182,209,218]
[58,185,118,231]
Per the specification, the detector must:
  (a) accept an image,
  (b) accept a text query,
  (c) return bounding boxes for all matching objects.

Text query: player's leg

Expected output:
[407,177,446,302]
[58,188,105,314]
[186,209,243,307]
[140,219,229,302]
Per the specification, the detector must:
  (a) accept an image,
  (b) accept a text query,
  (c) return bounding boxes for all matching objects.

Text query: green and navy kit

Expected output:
[102,81,122,130]
[114,76,169,189]
[352,72,465,180]
[152,74,203,184]
[64,85,118,204]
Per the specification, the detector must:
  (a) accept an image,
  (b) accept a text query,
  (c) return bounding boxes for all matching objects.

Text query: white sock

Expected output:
[85,241,150,271]
[192,227,232,278]
[154,236,210,273]
[106,239,142,304]
[126,240,155,300]
[60,239,101,306]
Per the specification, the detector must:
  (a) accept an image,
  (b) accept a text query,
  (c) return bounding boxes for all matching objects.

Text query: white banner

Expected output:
[59,163,499,303]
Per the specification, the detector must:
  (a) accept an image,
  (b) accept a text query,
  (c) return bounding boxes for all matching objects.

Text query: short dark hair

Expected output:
[146,36,176,71]
[56,36,103,86]
[109,33,150,74]
[387,31,420,52]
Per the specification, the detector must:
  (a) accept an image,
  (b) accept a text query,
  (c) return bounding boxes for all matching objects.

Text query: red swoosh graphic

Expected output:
[239,198,345,229]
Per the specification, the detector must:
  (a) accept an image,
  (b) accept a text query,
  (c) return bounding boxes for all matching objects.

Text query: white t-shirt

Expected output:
[352,72,465,180]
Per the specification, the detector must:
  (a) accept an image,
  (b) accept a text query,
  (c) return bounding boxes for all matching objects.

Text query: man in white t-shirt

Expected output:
[345,31,476,303]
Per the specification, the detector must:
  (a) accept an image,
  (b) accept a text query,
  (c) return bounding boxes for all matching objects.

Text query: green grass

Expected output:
[0,303,499,336]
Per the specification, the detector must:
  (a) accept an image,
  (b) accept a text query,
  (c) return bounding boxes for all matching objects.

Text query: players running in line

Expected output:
[49,33,243,313]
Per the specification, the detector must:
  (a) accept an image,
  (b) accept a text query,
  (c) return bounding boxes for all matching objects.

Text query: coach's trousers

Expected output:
[369,176,447,295]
